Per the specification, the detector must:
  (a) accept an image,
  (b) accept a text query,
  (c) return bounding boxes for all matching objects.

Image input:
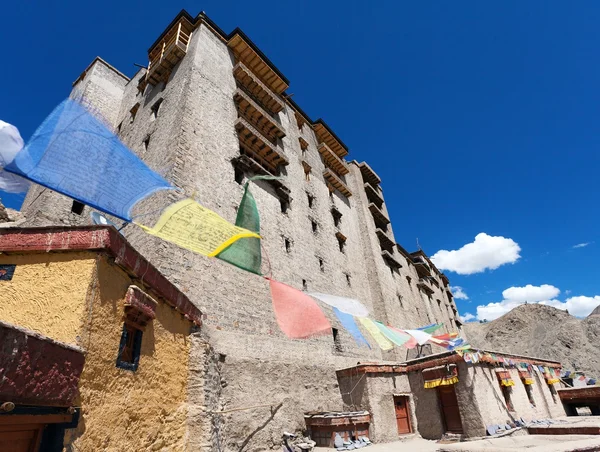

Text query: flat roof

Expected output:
[0,226,202,326]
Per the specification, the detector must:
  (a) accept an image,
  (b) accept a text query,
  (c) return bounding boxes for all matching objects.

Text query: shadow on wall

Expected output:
[481,367,517,423]
[458,367,485,437]
[238,402,284,452]
[408,372,444,440]
[338,372,368,410]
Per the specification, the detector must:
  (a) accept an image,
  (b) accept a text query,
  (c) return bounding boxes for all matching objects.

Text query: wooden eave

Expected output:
[364,182,384,207]
[233,62,285,115]
[428,276,440,288]
[417,280,435,295]
[302,160,312,173]
[375,228,395,252]
[368,203,390,229]
[323,168,352,197]
[358,162,381,187]
[228,34,289,94]
[318,143,349,176]
[299,136,309,150]
[314,122,348,158]
[441,274,450,286]
[446,289,453,299]
[382,250,402,269]
[234,88,285,142]
[235,117,288,170]
[396,243,412,260]
[414,261,432,278]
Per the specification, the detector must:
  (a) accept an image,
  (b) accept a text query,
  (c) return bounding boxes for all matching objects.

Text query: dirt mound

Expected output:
[464,304,600,377]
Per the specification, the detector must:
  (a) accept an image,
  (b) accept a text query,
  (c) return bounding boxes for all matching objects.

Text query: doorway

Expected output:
[393,396,412,434]
[438,385,463,434]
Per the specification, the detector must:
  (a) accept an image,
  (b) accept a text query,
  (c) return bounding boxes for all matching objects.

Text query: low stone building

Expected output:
[337,351,565,443]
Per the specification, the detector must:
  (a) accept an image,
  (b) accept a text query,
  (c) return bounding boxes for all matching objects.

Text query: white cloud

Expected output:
[460,312,476,322]
[451,286,469,300]
[502,284,560,303]
[431,233,521,275]
[540,296,600,318]
[473,283,600,321]
[573,242,591,249]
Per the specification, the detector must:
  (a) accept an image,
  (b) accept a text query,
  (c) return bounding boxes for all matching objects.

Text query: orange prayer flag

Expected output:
[269,279,331,339]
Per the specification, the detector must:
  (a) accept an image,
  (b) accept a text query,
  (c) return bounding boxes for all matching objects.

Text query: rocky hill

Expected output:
[464,304,600,378]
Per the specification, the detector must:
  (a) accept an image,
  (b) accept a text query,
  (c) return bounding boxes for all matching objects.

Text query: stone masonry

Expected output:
[19,10,464,450]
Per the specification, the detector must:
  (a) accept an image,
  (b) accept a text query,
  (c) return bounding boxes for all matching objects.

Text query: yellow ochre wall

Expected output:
[66,256,193,452]
[0,252,96,344]
[0,251,193,451]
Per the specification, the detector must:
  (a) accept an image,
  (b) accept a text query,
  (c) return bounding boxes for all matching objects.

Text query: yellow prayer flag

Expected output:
[357,317,394,351]
[136,199,260,257]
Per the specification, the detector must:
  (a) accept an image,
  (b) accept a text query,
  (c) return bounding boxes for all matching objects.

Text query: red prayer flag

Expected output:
[390,326,418,349]
[269,279,331,339]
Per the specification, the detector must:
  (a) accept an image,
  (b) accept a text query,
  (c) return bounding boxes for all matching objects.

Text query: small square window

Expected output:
[331,208,342,228]
[130,103,140,123]
[311,220,318,234]
[117,121,123,134]
[406,276,412,285]
[397,294,403,307]
[116,323,143,371]
[318,258,324,272]
[71,201,84,215]
[345,273,351,287]
[302,279,308,291]
[332,328,343,353]
[280,199,289,214]
[307,193,315,208]
[284,238,291,253]
[234,167,244,185]
[337,234,346,253]
[151,99,163,118]
[143,136,150,152]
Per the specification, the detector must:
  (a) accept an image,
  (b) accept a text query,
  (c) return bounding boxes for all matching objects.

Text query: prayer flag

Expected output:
[310,293,369,317]
[0,120,31,193]
[269,279,331,339]
[4,99,174,220]
[375,322,411,346]
[357,318,393,350]
[405,329,432,345]
[137,199,260,257]
[333,308,370,348]
[418,323,444,334]
[216,180,262,274]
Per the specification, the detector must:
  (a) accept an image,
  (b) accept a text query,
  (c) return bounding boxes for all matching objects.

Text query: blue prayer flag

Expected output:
[333,308,371,348]
[5,99,174,221]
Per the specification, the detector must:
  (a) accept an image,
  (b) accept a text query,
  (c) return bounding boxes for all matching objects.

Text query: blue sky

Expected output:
[2,1,600,321]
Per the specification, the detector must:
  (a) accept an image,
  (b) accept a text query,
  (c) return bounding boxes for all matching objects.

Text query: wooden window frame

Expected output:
[116,323,143,371]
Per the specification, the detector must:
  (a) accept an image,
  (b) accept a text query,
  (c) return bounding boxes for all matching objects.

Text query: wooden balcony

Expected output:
[323,168,352,198]
[318,143,349,176]
[376,228,395,252]
[235,117,288,173]
[441,274,450,287]
[234,88,285,143]
[382,250,402,269]
[364,182,384,207]
[232,155,291,202]
[358,162,381,187]
[139,19,193,91]
[396,243,412,260]
[417,279,435,295]
[228,32,289,95]
[233,62,285,116]
[369,203,390,230]
[413,257,432,278]
[446,289,453,300]
[314,121,348,158]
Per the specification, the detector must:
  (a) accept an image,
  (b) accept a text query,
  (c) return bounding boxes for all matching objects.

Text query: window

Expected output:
[501,385,514,411]
[130,103,140,123]
[284,238,291,253]
[525,384,536,407]
[116,323,143,371]
[397,294,403,307]
[302,161,311,181]
[337,233,346,253]
[406,276,412,285]
[331,208,342,228]
[302,279,308,291]
[307,193,315,208]
[71,201,84,215]
[143,136,150,152]
[345,273,351,287]
[549,384,558,404]
[234,167,244,185]
[151,99,163,118]
[311,220,318,234]
[318,258,324,272]
[280,199,289,214]
[332,328,343,353]
[117,121,123,134]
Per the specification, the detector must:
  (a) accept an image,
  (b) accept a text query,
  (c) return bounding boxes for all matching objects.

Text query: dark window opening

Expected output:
[332,328,343,353]
[284,238,291,253]
[218,353,227,363]
[501,385,514,411]
[280,199,289,214]
[397,294,403,307]
[331,208,342,228]
[345,273,351,287]
[406,276,412,285]
[234,167,244,185]
[311,220,318,233]
[151,98,163,118]
[116,323,143,371]
[337,235,346,253]
[307,193,315,208]
[302,279,308,291]
[525,384,536,407]
[117,121,123,134]
[143,136,150,152]
[549,384,558,403]
[71,201,85,215]
[318,258,324,272]
[130,103,140,123]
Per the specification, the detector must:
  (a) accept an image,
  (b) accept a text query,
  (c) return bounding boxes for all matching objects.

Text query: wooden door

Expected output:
[438,386,463,434]
[0,423,43,452]
[393,396,412,434]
